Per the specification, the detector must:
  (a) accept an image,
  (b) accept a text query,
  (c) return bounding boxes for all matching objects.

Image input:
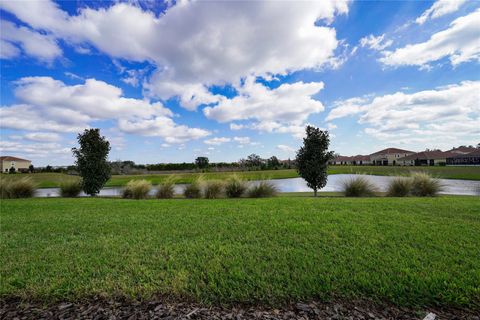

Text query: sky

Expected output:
[0,0,479,166]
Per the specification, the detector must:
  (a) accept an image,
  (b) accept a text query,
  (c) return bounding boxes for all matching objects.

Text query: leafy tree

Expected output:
[45,165,52,172]
[195,156,209,169]
[295,126,334,197]
[246,154,263,168]
[72,128,111,196]
[8,166,16,174]
[267,156,280,169]
[28,164,34,173]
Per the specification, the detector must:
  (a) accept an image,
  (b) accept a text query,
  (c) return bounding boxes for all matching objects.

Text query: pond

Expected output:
[35,174,480,197]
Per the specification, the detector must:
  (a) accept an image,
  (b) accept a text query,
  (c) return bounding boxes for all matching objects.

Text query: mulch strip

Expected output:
[1,298,478,320]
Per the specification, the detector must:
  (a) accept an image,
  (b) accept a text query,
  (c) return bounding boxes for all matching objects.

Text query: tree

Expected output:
[267,156,280,169]
[72,128,111,196]
[246,154,262,168]
[295,126,334,197]
[28,164,34,173]
[195,156,209,169]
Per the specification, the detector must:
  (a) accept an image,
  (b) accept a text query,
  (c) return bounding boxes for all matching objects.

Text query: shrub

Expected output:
[0,177,36,199]
[342,176,377,197]
[225,175,247,198]
[122,179,151,199]
[184,178,203,199]
[156,177,176,199]
[247,181,278,198]
[410,172,442,197]
[59,180,82,197]
[204,180,224,199]
[387,177,412,197]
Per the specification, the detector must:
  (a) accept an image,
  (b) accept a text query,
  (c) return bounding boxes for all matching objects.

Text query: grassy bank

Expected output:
[1,165,479,188]
[1,197,479,308]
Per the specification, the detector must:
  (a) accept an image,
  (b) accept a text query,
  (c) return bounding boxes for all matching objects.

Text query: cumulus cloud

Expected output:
[0,19,62,62]
[0,0,348,109]
[359,34,393,51]
[24,132,61,142]
[276,145,296,153]
[0,140,70,157]
[416,0,467,25]
[204,77,325,125]
[327,81,480,147]
[233,136,251,145]
[1,77,209,143]
[381,9,480,67]
[203,137,231,145]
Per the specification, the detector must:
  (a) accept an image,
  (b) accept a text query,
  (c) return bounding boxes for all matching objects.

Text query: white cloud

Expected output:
[0,19,62,62]
[276,145,296,153]
[326,96,371,121]
[0,140,71,158]
[416,0,467,25]
[381,9,480,67]
[233,136,251,144]
[24,132,61,142]
[230,123,244,130]
[0,0,348,110]
[204,77,325,125]
[328,81,480,148]
[203,137,231,145]
[360,34,393,51]
[1,77,209,143]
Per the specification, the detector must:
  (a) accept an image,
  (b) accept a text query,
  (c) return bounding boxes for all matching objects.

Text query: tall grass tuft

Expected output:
[387,177,412,197]
[184,178,203,199]
[122,179,152,199]
[342,176,377,197]
[225,175,247,198]
[0,177,36,199]
[59,180,82,197]
[410,172,442,197]
[203,180,224,199]
[156,176,176,199]
[247,181,278,198]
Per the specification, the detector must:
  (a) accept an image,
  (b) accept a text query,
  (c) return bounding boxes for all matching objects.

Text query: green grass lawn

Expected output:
[1,196,479,309]
[1,165,479,188]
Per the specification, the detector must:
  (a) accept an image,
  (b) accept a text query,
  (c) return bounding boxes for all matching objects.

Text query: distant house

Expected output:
[448,146,478,155]
[397,150,455,166]
[330,155,371,165]
[0,156,32,173]
[447,150,480,165]
[369,148,415,166]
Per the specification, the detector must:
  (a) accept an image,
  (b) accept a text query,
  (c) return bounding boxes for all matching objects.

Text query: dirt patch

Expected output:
[1,298,477,320]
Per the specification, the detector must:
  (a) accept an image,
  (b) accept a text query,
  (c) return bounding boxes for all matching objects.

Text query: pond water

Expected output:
[35,174,480,197]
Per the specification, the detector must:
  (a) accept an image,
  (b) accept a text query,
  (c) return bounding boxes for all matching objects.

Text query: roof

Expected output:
[370,148,415,156]
[333,156,353,162]
[397,151,455,161]
[0,156,31,162]
[333,155,370,162]
[448,146,479,154]
[451,150,480,158]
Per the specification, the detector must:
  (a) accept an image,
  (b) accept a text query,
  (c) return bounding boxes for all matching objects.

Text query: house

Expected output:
[448,146,478,155]
[0,156,32,173]
[397,150,455,166]
[369,148,415,166]
[447,150,480,165]
[330,155,371,165]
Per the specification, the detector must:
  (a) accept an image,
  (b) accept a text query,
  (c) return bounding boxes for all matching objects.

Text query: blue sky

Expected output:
[1,0,479,166]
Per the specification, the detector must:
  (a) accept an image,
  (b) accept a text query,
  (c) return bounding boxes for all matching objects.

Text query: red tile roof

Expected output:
[0,156,31,162]
[397,151,455,161]
[370,148,415,156]
[448,146,478,154]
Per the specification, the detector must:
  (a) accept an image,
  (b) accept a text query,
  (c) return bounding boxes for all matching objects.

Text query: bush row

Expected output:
[342,172,443,197]
[122,175,278,199]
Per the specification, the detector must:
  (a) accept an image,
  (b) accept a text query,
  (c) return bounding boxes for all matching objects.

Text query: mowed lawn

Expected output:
[1,197,479,309]
[1,165,480,188]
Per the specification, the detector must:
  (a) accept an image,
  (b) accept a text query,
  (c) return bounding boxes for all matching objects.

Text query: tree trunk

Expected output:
[314,188,317,197]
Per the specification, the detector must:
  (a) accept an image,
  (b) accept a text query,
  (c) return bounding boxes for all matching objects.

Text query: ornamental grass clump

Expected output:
[225,175,247,198]
[0,177,36,199]
[156,176,176,199]
[387,177,412,197]
[203,180,224,199]
[410,172,442,197]
[59,179,82,197]
[247,181,278,198]
[122,179,152,199]
[183,178,203,199]
[342,176,377,197]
